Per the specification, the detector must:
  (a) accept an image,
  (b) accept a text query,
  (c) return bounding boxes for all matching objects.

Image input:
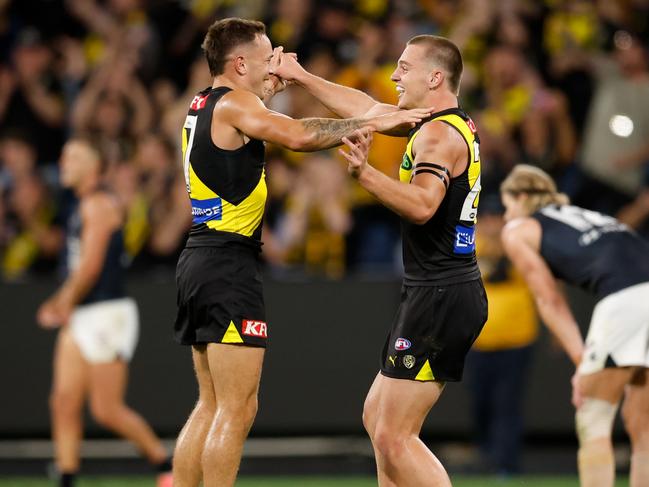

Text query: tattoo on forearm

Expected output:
[301,117,364,149]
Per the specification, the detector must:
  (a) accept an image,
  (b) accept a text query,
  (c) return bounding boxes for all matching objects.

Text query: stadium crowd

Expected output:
[1,0,649,281]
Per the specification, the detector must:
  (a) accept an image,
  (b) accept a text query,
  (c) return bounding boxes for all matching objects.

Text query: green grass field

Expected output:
[0,477,631,487]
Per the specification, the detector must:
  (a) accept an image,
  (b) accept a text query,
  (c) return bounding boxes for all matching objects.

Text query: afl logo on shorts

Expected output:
[242,320,267,338]
[395,338,412,351]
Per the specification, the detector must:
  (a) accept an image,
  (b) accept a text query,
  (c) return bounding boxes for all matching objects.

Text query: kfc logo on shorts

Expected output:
[395,338,412,351]
[242,320,267,338]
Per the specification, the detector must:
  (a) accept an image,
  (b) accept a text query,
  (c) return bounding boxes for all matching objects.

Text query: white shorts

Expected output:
[69,297,139,364]
[579,282,649,375]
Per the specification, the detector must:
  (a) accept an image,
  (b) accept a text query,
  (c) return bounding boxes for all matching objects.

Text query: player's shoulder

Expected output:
[81,191,120,223]
[216,88,264,115]
[412,118,466,162]
[420,115,467,142]
[502,216,541,248]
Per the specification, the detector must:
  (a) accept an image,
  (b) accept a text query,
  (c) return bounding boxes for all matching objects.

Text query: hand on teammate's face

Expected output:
[269,47,301,83]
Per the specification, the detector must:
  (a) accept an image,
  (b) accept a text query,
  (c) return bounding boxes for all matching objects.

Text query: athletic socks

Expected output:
[155,457,173,473]
[59,472,76,487]
[577,441,615,487]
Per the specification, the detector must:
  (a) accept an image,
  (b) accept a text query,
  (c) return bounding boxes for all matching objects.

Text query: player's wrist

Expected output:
[355,162,373,183]
[295,69,318,88]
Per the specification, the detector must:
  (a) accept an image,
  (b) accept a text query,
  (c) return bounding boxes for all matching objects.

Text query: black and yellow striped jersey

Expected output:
[181,86,267,250]
[399,108,482,285]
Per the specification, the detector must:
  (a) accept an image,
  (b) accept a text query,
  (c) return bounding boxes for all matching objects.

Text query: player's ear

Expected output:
[234,55,247,76]
[429,69,444,90]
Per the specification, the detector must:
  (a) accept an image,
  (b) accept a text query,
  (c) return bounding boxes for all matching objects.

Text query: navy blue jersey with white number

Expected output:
[532,205,649,298]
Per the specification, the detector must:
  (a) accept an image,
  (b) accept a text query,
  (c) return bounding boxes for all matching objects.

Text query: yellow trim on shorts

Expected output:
[222,320,244,344]
[415,359,435,381]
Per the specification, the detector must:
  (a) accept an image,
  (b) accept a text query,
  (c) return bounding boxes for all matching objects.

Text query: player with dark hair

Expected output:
[37,138,172,487]
[501,164,649,487]
[172,17,431,487]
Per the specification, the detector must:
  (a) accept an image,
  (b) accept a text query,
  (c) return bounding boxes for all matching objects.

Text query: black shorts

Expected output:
[380,279,488,382]
[174,246,267,347]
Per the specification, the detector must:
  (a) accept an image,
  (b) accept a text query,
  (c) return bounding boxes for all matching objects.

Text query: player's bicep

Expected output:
[411,123,455,189]
[222,92,305,149]
[408,127,456,218]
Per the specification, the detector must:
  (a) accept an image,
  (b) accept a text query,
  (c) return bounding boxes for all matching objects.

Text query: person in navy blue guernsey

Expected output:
[501,164,649,487]
[37,138,172,487]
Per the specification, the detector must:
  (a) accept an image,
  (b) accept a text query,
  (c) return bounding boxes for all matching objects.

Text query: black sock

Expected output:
[155,457,172,473]
[60,472,76,487]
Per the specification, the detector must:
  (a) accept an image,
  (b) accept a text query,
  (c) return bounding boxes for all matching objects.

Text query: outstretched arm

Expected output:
[270,52,385,118]
[502,218,584,366]
[218,89,430,152]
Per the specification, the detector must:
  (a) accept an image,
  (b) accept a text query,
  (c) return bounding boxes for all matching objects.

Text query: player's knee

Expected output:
[622,400,649,446]
[576,398,618,445]
[373,424,408,462]
[90,400,122,429]
[49,389,82,418]
[218,395,258,430]
[362,399,378,437]
[196,397,216,418]
[241,395,258,427]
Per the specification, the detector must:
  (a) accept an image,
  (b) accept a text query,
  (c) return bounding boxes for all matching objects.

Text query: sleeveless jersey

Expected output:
[181,86,267,251]
[64,192,125,305]
[533,204,649,299]
[399,108,482,285]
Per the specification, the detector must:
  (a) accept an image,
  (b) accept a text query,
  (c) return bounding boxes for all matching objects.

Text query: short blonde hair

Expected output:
[500,164,569,214]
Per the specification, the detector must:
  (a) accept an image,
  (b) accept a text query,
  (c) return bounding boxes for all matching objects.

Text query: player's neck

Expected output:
[212,74,252,93]
[422,90,458,112]
[212,74,237,91]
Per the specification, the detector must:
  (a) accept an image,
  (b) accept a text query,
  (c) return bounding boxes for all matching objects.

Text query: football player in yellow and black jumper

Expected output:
[273,35,488,486]
[172,18,434,487]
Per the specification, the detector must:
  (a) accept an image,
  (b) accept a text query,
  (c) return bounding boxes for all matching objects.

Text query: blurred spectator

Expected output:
[618,187,649,239]
[70,53,153,168]
[0,131,62,279]
[572,31,649,214]
[161,54,212,154]
[111,133,191,269]
[66,0,160,81]
[0,0,647,281]
[0,27,64,163]
[465,197,539,475]
[477,45,576,196]
[266,0,313,54]
[332,20,405,272]
[263,152,351,278]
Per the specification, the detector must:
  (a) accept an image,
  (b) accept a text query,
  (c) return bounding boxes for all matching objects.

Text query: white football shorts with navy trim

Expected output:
[579,281,649,375]
[70,297,139,363]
